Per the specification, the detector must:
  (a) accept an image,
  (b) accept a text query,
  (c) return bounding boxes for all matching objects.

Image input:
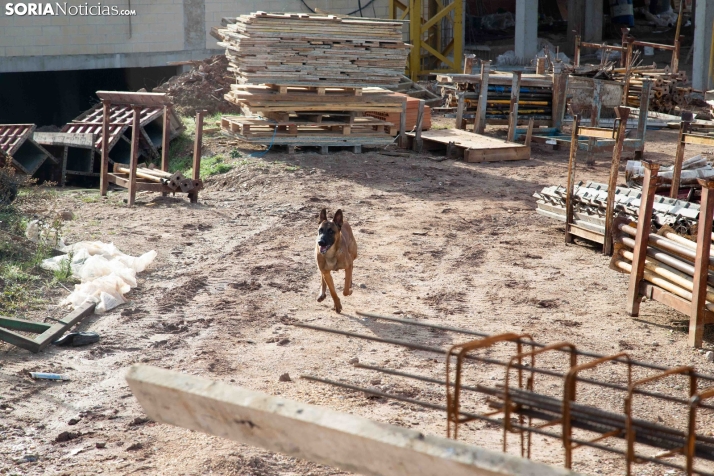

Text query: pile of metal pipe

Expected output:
[612,222,714,311]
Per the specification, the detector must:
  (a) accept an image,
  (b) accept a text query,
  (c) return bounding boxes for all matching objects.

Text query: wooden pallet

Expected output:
[265,84,363,96]
[220,116,392,138]
[406,129,530,163]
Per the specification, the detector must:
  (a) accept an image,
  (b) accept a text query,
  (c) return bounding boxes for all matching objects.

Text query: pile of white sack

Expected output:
[41,241,157,313]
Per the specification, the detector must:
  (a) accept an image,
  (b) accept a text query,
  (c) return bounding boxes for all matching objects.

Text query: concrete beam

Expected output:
[693,0,714,91]
[515,0,538,61]
[0,49,222,74]
[583,0,603,44]
[126,365,580,476]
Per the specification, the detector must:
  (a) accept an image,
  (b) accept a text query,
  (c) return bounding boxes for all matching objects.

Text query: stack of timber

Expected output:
[216,12,409,151]
[534,181,700,237]
[437,72,555,125]
[212,12,410,88]
[365,94,432,136]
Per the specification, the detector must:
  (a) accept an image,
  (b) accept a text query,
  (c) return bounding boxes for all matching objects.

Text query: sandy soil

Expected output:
[2,124,714,476]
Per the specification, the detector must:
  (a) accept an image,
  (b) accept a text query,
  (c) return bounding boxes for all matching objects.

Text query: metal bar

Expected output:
[672,119,691,197]
[353,311,714,382]
[161,105,171,172]
[413,99,425,153]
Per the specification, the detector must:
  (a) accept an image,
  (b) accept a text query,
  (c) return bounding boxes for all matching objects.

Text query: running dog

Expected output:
[315,209,357,313]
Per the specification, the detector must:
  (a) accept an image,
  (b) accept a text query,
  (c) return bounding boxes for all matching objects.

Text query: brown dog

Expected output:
[315,209,357,313]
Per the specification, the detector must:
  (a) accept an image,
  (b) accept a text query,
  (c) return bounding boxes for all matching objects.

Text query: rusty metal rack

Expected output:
[296,311,714,475]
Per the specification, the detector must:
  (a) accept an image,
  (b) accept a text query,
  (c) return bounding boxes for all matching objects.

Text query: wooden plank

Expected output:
[682,133,714,146]
[640,282,694,317]
[96,91,172,107]
[464,147,530,163]
[569,224,605,244]
[126,365,580,476]
[578,127,615,139]
[33,132,95,148]
[474,61,490,135]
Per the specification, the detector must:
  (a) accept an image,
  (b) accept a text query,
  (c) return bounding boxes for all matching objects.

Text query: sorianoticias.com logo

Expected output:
[4,3,137,15]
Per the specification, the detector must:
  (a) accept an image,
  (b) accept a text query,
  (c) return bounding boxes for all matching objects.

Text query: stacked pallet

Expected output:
[213,12,410,88]
[365,94,431,136]
[216,12,409,152]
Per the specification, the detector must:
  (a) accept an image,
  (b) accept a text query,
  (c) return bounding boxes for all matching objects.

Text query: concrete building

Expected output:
[0,0,389,73]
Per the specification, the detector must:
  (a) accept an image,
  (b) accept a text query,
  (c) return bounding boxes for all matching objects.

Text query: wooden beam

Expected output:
[126,366,579,476]
[100,100,110,196]
[474,60,490,134]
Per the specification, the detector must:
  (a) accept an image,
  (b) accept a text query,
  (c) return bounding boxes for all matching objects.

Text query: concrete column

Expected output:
[583,0,603,43]
[693,0,714,91]
[515,0,538,61]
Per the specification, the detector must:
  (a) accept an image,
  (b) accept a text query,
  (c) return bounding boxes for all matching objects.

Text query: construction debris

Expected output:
[153,55,242,117]
[213,12,410,88]
[626,156,714,187]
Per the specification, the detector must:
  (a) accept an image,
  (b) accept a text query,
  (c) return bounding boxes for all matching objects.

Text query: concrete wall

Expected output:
[0,0,389,73]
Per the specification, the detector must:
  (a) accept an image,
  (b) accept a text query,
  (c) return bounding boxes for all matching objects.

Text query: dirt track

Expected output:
[2,126,714,476]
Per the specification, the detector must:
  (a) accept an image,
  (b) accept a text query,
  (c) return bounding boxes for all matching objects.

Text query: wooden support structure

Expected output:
[126,365,578,476]
[625,161,661,317]
[623,165,714,347]
[473,60,490,135]
[100,100,110,196]
[603,106,630,256]
[0,302,95,353]
[127,105,141,207]
[506,72,522,143]
[564,111,628,251]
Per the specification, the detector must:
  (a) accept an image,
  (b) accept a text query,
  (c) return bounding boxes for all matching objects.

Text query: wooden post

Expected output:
[620,27,630,68]
[192,110,206,182]
[399,98,408,148]
[413,100,425,153]
[161,105,171,172]
[100,99,111,196]
[671,117,691,198]
[474,60,490,135]
[126,365,577,476]
[525,117,534,145]
[634,79,652,159]
[574,34,581,67]
[626,161,661,316]
[507,71,522,142]
[127,105,141,207]
[535,57,546,74]
[585,79,602,165]
[565,115,580,244]
[455,93,465,130]
[551,69,569,131]
[463,54,475,74]
[689,179,714,348]
[622,38,634,106]
[604,107,630,256]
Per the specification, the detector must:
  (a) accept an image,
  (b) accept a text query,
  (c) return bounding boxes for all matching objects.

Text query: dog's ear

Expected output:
[319,208,327,223]
[333,209,343,229]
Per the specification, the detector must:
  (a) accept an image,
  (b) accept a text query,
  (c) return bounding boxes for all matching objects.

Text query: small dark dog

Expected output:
[315,209,358,313]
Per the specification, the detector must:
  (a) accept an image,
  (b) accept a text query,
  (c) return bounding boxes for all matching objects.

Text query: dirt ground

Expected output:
[3,123,714,476]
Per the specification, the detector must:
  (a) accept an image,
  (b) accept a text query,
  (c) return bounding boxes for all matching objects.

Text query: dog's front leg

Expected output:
[322,271,342,313]
[317,275,327,302]
[343,265,353,296]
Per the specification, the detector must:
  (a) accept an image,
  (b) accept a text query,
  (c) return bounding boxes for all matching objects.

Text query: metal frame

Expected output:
[390,0,463,80]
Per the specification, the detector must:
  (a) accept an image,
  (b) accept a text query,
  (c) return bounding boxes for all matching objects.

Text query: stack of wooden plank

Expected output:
[213,12,410,88]
[216,12,410,152]
[365,94,431,136]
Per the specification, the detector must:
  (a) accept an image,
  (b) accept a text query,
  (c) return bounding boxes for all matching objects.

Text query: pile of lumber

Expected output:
[216,12,410,151]
[212,12,410,88]
[365,94,431,136]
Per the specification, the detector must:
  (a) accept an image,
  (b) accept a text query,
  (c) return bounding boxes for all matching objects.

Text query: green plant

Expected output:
[53,251,74,282]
